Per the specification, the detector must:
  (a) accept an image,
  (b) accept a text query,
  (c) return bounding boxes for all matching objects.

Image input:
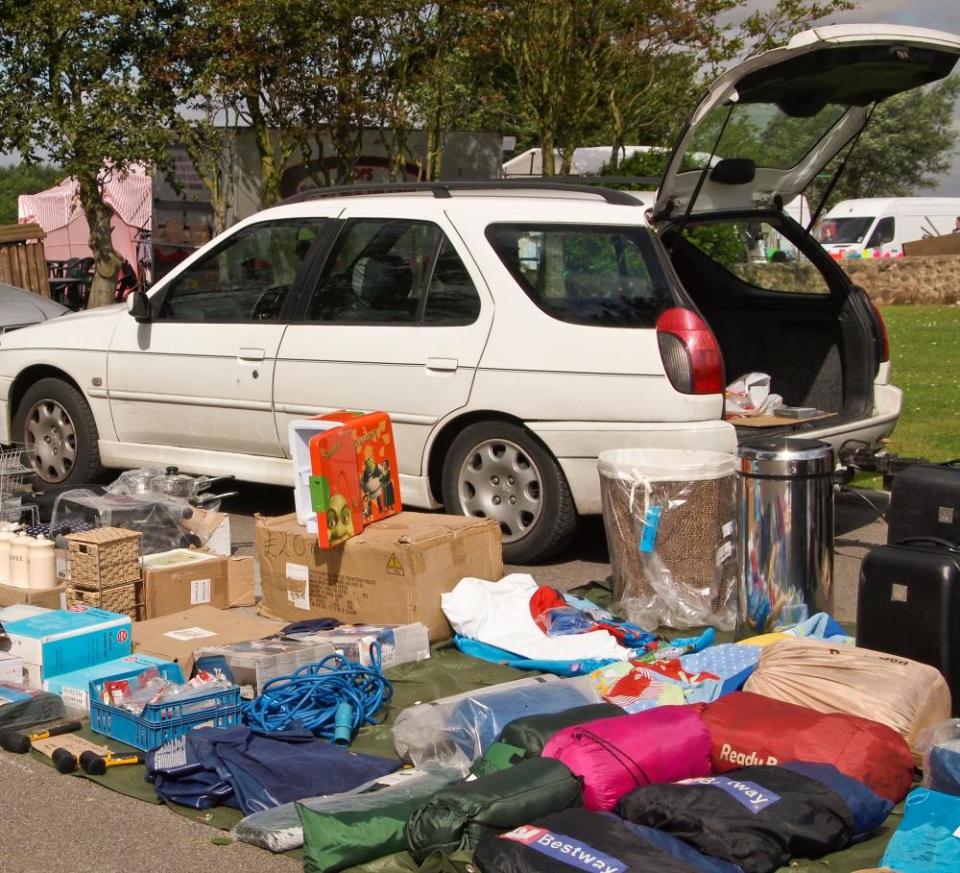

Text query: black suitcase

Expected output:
[888,461,960,545]
[857,536,960,714]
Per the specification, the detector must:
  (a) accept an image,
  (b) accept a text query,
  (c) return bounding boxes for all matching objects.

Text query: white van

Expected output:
[815,197,960,257]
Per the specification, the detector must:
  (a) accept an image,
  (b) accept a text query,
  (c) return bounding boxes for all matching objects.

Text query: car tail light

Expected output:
[656,307,724,395]
[865,295,890,363]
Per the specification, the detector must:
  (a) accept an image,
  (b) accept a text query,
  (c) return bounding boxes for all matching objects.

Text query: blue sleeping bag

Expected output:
[146,725,399,814]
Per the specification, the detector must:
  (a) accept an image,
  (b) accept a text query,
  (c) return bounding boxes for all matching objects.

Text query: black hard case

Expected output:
[887,462,960,546]
[857,537,960,714]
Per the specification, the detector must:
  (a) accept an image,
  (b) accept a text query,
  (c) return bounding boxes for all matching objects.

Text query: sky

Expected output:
[733,0,960,194]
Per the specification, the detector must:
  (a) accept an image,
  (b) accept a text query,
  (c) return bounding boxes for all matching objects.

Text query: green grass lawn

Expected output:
[879,304,960,462]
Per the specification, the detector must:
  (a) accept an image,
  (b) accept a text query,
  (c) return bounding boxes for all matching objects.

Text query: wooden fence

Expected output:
[0,223,50,297]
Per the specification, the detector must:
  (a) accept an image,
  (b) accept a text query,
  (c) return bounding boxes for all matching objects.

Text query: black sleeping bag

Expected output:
[474,808,710,873]
[616,762,892,873]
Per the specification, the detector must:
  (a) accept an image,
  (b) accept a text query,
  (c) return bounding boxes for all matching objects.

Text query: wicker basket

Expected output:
[66,527,142,590]
[66,580,141,621]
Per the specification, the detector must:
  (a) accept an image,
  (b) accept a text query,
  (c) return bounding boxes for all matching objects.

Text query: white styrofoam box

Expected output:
[0,651,23,683]
[287,419,344,534]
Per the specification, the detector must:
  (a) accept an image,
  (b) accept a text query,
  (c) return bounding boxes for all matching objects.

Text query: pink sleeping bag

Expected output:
[542,704,711,810]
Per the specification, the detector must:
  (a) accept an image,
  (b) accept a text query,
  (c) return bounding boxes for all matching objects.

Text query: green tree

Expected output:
[808,76,960,209]
[0,1,179,307]
[0,164,63,226]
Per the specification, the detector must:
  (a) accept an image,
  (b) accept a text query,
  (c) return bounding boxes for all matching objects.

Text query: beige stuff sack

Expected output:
[744,638,951,761]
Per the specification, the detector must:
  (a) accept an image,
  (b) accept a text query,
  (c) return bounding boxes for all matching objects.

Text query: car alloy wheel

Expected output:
[456,438,543,543]
[24,398,78,484]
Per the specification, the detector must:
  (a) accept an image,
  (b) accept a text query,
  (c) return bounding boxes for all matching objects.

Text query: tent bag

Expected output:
[404,757,582,863]
[744,638,951,759]
[474,808,737,873]
[497,702,624,757]
[617,762,892,873]
[297,769,459,873]
[542,704,711,810]
[702,690,915,803]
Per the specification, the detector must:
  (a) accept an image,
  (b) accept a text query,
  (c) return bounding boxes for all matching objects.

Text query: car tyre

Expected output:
[13,378,103,486]
[441,421,578,563]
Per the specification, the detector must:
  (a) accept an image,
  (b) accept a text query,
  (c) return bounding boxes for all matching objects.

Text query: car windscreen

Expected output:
[485,223,674,327]
[815,216,875,245]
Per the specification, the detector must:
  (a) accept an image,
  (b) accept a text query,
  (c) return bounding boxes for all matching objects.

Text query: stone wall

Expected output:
[840,256,960,305]
[732,256,960,303]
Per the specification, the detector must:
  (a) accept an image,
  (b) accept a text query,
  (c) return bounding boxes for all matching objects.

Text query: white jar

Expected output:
[0,529,13,585]
[27,537,57,590]
[9,534,32,589]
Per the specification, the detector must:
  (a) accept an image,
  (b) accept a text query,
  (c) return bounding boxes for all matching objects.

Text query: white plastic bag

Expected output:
[725,372,782,417]
[917,718,960,794]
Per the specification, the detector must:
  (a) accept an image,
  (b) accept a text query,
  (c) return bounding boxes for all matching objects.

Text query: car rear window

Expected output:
[486,223,674,327]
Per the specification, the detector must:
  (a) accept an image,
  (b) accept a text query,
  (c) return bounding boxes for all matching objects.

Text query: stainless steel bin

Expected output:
[736,437,834,638]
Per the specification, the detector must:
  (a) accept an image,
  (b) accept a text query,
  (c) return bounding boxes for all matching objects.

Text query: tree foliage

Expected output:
[0,1,179,306]
[0,164,63,226]
[808,76,960,210]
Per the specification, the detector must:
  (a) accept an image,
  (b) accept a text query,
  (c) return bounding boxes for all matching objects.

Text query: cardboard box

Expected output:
[0,607,133,687]
[181,508,232,557]
[132,605,284,676]
[0,583,66,611]
[141,550,228,619]
[44,653,178,711]
[256,511,502,641]
[226,556,256,608]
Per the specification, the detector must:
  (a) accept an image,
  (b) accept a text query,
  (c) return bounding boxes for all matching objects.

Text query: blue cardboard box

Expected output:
[0,607,132,687]
[44,653,181,711]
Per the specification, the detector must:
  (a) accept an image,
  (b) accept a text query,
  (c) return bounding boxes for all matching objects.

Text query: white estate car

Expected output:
[2,24,957,561]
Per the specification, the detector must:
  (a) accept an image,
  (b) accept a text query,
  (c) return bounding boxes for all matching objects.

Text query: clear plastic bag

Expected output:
[232,766,459,853]
[50,489,203,554]
[599,449,737,631]
[391,675,600,774]
[917,718,960,795]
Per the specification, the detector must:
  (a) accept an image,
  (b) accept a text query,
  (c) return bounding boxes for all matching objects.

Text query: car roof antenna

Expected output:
[806,104,877,234]
[675,101,735,238]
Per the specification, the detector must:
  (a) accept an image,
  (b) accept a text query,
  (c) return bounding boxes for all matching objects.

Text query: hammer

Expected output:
[79,750,145,775]
[0,721,83,754]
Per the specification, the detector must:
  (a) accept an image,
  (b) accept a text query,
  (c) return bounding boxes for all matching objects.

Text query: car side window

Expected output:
[422,238,482,324]
[681,220,830,295]
[304,218,480,325]
[158,219,328,322]
[866,216,895,249]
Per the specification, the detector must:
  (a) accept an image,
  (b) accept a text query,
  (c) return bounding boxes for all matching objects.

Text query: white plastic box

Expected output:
[194,638,336,700]
[283,623,431,670]
[287,419,343,535]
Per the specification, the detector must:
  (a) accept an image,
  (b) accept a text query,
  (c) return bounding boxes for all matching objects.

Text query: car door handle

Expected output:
[237,347,266,362]
[426,357,458,372]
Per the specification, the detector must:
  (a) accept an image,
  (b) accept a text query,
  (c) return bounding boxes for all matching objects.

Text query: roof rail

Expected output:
[279,179,642,207]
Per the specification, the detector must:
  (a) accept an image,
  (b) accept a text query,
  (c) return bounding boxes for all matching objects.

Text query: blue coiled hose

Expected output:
[242,647,392,744]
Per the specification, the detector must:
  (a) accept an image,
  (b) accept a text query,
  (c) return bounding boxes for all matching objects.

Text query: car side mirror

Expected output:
[127,290,152,323]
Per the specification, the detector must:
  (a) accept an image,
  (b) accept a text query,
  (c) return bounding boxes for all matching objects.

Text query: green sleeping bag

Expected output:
[404,757,583,863]
[497,702,623,756]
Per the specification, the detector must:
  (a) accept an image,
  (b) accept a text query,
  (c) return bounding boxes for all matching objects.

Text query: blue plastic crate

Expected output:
[89,662,242,751]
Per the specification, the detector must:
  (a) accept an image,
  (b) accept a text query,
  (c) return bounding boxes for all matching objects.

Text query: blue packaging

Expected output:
[1,607,133,685]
